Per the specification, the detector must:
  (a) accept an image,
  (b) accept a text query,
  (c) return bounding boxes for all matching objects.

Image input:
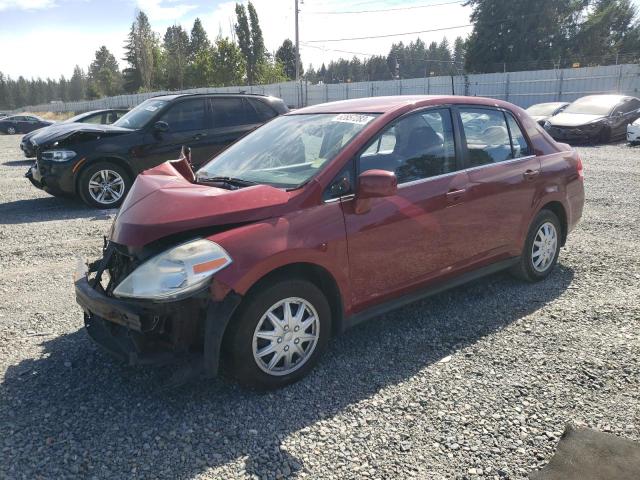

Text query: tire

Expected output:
[510,209,561,282]
[225,279,331,389]
[7,127,16,135]
[78,161,131,209]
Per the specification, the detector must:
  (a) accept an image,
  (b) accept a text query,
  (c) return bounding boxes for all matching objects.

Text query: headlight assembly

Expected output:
[113,239,232,301]
[41,150,76,162]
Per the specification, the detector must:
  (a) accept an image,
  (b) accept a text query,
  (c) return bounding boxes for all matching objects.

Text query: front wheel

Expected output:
[225,279,331,389]
[511,209,561,282]
[7,126,16,135]
[78,162,131,209]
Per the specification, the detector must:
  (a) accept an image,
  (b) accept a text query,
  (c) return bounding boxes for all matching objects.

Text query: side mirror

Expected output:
[354,170,397,214]
[153,121,169,133]
[357,169,398,199]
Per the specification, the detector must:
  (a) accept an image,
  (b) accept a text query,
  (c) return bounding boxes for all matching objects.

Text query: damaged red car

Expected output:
[75,95,585,389]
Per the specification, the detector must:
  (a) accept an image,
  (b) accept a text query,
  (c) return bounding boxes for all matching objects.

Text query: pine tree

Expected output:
[163,25,190,90]
[69,66,86,101]
[275,39,302,80]
[189,18,211,59]
[234,2,266,84]
[89,46,122,97]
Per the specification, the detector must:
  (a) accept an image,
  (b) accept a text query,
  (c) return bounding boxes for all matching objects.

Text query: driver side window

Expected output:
[358,109,456,184]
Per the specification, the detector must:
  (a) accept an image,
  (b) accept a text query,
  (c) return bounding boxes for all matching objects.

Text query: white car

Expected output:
[628,118,640,145]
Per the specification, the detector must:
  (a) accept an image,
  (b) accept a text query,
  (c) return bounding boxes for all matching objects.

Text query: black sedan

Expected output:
[0,115,54,134]
[20,109,128,158]
[544,95,640,143]
[525,102,569,126]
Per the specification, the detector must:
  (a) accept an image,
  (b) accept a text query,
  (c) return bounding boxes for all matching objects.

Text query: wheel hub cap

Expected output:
[252,297,320,376]
[88,169,125,205]
[531,221,558,272]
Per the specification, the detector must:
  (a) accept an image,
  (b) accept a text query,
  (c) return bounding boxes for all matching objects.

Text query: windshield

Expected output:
[564,97,618,115]
[64,112,93,123]
[527,103,562,116]
[198,113,379,188]
[113,99,168,129]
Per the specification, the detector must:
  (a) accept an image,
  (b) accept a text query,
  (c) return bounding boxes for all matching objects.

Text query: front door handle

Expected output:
[523,169,540,180]
[192,133,206,140]
[446,188,466,202]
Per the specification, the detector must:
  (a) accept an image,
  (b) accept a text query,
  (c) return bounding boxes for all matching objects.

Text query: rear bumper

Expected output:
[75,266,241,377]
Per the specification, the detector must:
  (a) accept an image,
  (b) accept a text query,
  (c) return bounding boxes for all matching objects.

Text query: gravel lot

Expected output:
[0,133,639,480]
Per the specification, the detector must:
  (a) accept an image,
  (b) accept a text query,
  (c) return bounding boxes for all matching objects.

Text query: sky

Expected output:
[0,0,476,80]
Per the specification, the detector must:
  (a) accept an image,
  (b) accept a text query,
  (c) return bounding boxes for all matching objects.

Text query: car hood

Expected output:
[30,122,132,147]
[110,162,292,248]
[547,113,606,127]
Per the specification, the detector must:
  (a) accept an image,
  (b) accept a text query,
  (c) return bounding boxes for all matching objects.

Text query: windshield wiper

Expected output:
[198,176,258,187]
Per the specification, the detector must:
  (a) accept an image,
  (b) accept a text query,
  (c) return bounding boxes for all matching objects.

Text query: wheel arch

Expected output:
[228,262,345,339]
[539,200,568,246]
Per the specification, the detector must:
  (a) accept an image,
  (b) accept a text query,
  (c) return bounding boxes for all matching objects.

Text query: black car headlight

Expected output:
[41,150,76,162]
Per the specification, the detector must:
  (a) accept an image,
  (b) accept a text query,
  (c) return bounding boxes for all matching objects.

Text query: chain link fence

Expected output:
[15,63,640,113]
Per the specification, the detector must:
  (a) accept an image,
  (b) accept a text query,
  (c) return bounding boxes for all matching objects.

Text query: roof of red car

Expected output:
[292,95,512,114]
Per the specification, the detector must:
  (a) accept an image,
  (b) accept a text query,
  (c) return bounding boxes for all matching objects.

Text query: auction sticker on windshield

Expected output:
[333,114,376,124]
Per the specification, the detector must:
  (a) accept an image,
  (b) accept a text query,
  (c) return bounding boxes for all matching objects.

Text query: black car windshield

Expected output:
[113,99,168,129]
[64,112,94,123]
[527,103,563,116]
[198,113,379,188]
[564,97,619,115]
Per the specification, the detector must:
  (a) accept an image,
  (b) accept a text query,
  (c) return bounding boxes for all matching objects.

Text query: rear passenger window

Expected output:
[505,113,532,157]
[359,108,456,184]
[248,99,278,122]
[211,97,247,127]
[459,108,512,166]
[160,99,206,132]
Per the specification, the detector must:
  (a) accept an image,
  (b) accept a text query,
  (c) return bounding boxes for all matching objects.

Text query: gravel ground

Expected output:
[0,134,639,480]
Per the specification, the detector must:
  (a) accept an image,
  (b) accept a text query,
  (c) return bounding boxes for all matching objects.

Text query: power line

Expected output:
[305,0,464,15]
[305,24,472,43]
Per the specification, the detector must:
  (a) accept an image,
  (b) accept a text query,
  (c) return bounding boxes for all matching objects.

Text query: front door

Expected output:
[342,107,470,311]
[455,106,541,262]
[137,97,210,169]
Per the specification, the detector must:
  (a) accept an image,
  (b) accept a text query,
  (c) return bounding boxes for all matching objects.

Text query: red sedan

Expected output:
[75,95,585,389]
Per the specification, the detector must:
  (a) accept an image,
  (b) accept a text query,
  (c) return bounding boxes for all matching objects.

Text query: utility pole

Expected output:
[295,0,300,82]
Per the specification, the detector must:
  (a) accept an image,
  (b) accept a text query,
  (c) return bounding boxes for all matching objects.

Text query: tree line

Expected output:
[1,0,639,110]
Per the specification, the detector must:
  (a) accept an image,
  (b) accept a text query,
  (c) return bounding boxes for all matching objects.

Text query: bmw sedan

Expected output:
[0,115,53,134]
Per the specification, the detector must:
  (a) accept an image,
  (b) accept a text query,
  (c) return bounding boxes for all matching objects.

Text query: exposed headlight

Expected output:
[41,150,76,162]
[113,239,232,301]
[543,121,551,129]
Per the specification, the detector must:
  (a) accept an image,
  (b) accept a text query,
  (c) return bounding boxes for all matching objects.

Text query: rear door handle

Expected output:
[446,188,466,202]
[523,169,540,180]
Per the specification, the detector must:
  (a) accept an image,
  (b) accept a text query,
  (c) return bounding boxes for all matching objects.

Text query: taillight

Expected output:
[576,155,584,180]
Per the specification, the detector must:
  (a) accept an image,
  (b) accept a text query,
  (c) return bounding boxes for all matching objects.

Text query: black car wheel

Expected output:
[224,278,331,389]
[510,209,561,282]
[78,162,131,209]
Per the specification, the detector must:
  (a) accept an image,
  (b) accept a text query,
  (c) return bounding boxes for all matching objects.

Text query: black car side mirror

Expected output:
[153,121,169,133]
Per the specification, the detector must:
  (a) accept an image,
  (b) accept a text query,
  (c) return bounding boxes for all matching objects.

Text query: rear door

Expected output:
[138,97,210,169]
[200,97,262,165]
[454,106,541,262]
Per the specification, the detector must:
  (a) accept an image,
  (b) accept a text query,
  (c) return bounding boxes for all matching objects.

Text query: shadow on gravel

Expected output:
[4,159,33,166]
[0,196,115,224]
[1,265,574,479]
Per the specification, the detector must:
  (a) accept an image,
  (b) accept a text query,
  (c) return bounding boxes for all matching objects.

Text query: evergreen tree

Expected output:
[69,66,86,101]
[275,39,303,80]
[464,0,587,72]
[163,25,190,90]
[88,46,122,97]
[212,36,245,86]
[234,2,266,84]
[122,11,157,92]
[189,17,211,59]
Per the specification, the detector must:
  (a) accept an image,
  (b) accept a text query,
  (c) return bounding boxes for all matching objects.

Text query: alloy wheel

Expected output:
[531,221,558,272]
[252,297,320,376]
[7,127,15,134]
[88,169,125,206]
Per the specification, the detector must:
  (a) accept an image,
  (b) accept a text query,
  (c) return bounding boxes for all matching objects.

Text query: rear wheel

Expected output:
[225,279,331,389]
[78,162,131,209]
[511,209,561,282]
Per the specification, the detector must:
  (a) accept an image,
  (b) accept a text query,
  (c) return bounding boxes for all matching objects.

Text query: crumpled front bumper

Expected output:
[74,257,242,377]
